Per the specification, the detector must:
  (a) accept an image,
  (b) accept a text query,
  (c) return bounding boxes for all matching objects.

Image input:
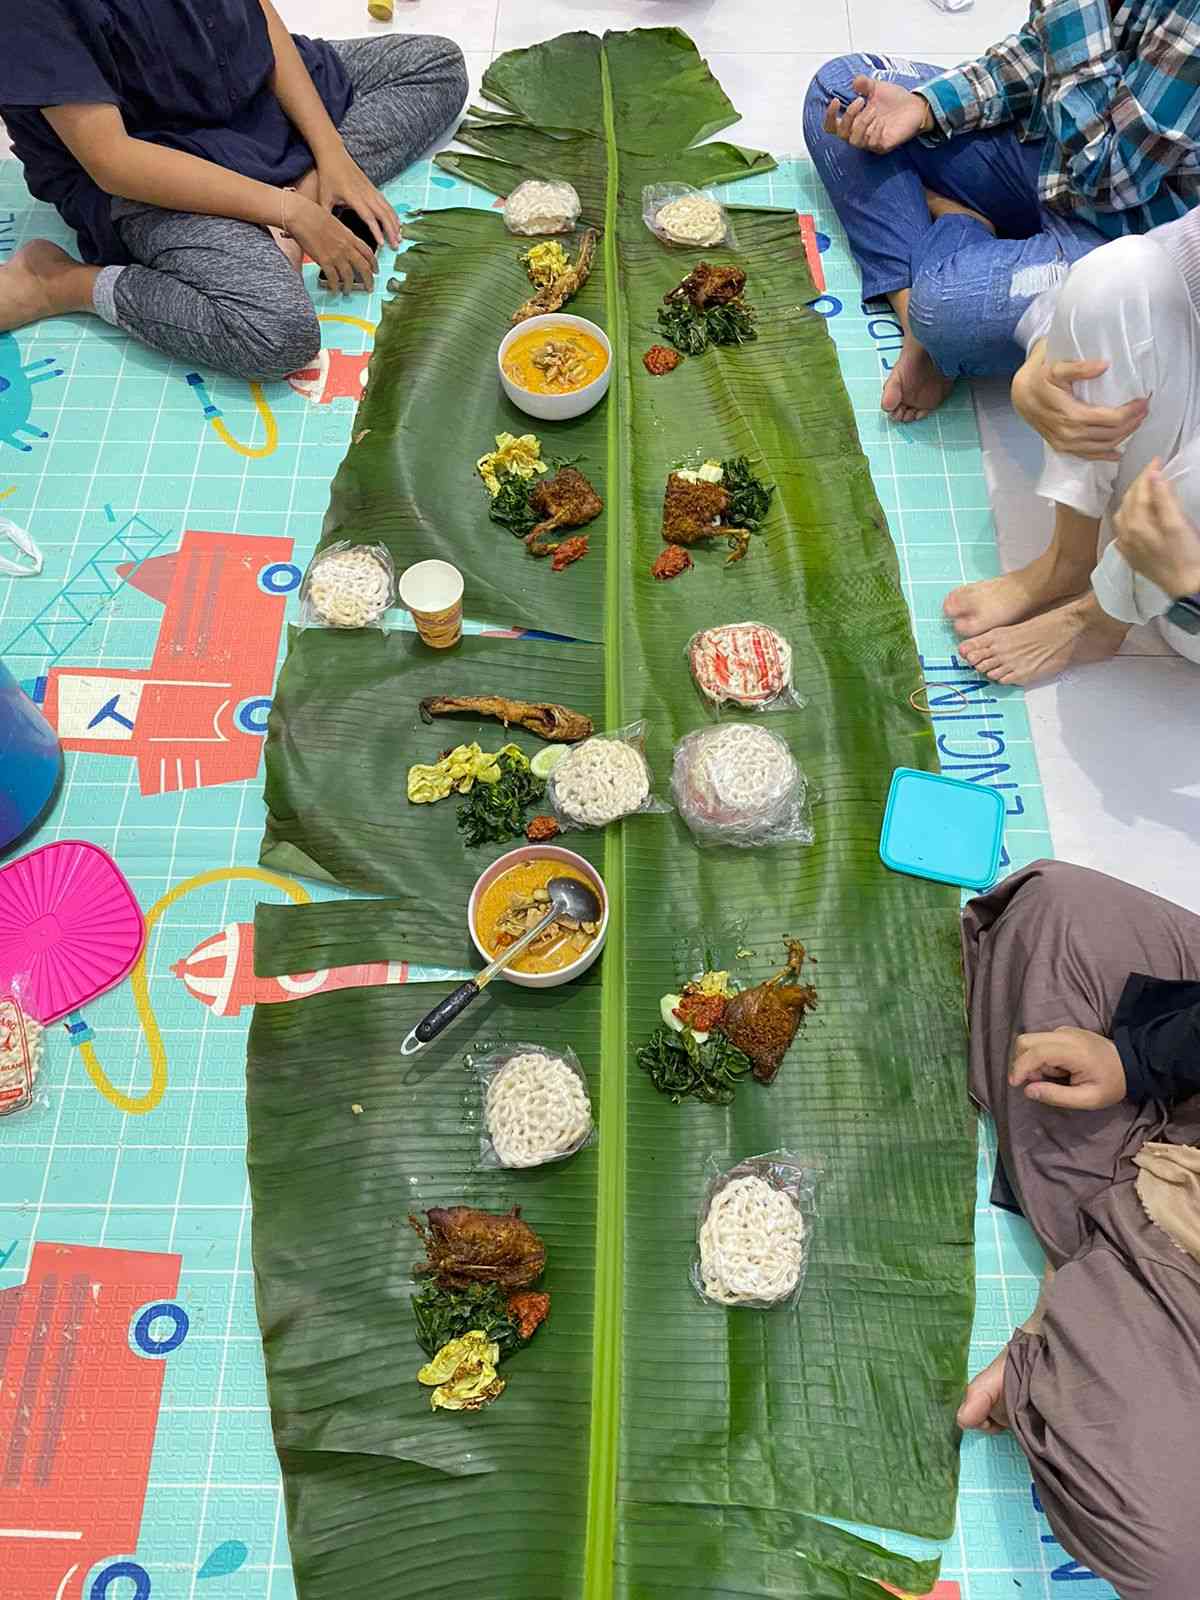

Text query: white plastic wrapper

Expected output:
[643,184,732,249]
[503,179,581,236]
[692,1151,819,1310]
[687,622,806,716]
[672,723,813,847]
[927,0,973,11]
[469,1041,595,1169]
[0,982,46,1119]
[548,720,669,831]
[300,541,395,630]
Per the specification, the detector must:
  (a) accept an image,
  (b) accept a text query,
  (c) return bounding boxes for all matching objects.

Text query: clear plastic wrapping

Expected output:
[300,541,395,630]
[686,622,805,715]
[547,721,668,830]
[503,179,581,236]
[642,184,732,249]
[0,982,46,1119]
[692,1151,819,1309]
[671,723,812,847]
[468,1041,594,1169]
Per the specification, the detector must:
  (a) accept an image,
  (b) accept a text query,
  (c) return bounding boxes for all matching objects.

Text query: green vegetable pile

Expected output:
[657,296,757,357]
[412,1282,524,1360]
[721,455,775,529]
[456,747,545,846]
[636,1023,754,1105]
[488,472,541,538]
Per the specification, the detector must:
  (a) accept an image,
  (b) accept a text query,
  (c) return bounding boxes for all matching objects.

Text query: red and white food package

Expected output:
[686,622,804,715]
[0,988,43,1118]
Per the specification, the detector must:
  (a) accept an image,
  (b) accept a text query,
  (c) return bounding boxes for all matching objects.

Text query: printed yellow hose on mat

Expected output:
[79,867,311,1115]
[208,315,377,460]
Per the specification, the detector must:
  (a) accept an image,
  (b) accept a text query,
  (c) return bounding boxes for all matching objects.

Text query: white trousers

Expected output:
[1035,233,1200,665]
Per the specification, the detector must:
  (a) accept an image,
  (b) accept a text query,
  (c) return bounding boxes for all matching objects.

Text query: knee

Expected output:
[410,34,469,117]
[225,290,321,384]
[1005,861,1101,925]
[1054,234,1176,338]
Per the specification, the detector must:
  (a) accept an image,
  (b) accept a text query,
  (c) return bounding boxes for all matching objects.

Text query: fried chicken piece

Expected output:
[525,815,561,842]
[665,262,747,309]
[512,229,597,323]
[409,1206,546,1290]
[643,344,683,375]
[419,695,593,742]
[550,534,589,571]
[662,474,751,564]
[528,466,603,541]
[716,939,817,1084]
[650,545,692,580]
[507,1289,551,1339]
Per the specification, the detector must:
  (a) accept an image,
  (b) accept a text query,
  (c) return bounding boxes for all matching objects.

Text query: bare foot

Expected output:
[882,333,955,425]
[0,240,99,331]
[957,1349,1010,1435]
[925,188,996,233]
[959,593,1129,686]
[944,545,1095,639]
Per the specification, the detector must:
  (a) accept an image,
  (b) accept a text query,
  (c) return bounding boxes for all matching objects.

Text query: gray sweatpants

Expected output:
[92,35,467,382]
[963,861,1200,1599]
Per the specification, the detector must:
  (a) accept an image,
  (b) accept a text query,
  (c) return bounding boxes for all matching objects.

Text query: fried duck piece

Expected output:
[409,1206,546,1290]
[717,939,818,1084]
[419,694,593,742]
[661,473,750,563]
[665,262,747,309]
[525,465,603,555]
[513,228,597,324]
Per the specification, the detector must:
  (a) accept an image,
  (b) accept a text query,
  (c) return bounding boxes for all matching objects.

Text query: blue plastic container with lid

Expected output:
[879,767,1005,892]
[0,661,61,852]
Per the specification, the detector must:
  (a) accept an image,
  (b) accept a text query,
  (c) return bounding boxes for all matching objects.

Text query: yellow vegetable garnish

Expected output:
[521,239,569,288]
[696,970,733,997]
[417,1332,506,1412]
[407,742,529,804]
[476,432,548,496]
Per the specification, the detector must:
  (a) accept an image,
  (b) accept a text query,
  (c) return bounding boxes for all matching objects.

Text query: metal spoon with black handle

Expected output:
[399,876,602,1056]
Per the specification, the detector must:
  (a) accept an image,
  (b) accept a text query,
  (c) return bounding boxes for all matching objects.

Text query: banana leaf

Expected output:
[251,28,976,1599]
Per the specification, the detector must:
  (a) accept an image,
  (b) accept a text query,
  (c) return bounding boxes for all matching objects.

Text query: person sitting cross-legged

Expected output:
[804,1,1200,425]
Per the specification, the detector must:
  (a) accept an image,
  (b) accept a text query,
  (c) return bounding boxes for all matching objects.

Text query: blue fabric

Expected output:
[0,0,353,266]
[804,54,1106,378]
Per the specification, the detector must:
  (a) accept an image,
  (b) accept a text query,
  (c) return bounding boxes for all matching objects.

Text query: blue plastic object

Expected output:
[0,660,61,852]
[879,767,1005,891]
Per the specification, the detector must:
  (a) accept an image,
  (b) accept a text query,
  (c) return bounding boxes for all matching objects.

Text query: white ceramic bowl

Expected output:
[468,843,608,989]
[497,313,612,421]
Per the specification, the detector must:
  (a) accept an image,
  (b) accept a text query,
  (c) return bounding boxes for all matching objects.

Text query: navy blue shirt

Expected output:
[0,0,353,265]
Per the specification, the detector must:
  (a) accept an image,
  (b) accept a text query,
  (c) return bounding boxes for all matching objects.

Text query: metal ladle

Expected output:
[400,875,603,1055]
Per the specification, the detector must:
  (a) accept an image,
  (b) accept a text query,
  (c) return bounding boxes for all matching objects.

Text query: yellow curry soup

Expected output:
[503,326,609,395]
[475,859,601,974]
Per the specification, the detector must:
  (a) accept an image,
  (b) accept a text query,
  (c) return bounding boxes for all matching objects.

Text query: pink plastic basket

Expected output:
[0,840,145,1023]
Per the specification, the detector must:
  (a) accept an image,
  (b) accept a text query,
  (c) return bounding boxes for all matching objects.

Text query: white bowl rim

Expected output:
[468,843,608,981]
[497,313,612,399]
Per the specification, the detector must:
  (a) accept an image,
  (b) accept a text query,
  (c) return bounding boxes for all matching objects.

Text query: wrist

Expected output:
[914,93,935,134]
[312,134,349,167]
[1163,564,1200,602]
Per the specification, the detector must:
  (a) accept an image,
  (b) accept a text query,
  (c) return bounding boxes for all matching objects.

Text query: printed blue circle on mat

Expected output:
[132,1302,189,1356]
[879,767,1005,891]
[90,1562,151,1599]
[235,696,273,735]
[258,561,302,595]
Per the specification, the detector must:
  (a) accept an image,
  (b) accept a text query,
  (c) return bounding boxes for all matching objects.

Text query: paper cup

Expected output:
[398,560,464,649]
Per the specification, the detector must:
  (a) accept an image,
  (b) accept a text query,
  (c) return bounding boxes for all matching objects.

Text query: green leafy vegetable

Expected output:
[636,1023,754,1105]
[721,456,774,529]
[456,748,545,847]
[489,472,540,538]
[656,297,758,356]
[412,1282,524,1360]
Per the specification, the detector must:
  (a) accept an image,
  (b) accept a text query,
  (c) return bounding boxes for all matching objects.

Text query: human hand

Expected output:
[1009,1027,1126,1110]
[822,75,932,154]
[316,149,401,250]
[285,193,378,294]
[1011,338,1148,460]
[1114,460,1200,599]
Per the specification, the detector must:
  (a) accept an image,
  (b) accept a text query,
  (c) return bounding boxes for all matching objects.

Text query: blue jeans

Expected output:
[803,53,1106,377]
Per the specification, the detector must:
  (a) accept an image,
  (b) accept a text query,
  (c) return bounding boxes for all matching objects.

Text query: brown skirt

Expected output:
[963,860,1200,1598]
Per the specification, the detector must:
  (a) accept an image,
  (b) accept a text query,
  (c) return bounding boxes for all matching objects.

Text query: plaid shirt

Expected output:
[917,0,1200,237]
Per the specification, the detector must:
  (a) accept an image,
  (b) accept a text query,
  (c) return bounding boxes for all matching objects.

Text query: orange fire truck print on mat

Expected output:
[0,1242,186,1599]
[39,531,301,796]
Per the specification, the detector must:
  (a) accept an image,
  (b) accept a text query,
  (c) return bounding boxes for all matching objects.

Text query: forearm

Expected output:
[96,135,287,229]
[258,0,344,164]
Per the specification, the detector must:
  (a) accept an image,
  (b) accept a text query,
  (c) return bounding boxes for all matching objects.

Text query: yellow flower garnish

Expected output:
[417,1332,506,1411]
[696,970,733,997]
[476,432,548,497]
[406,742,529,804]
[521,240,569,288]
